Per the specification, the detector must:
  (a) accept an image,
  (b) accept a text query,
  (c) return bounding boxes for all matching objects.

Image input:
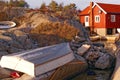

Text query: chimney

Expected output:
[89,2,94,34]
[90,2,93,8]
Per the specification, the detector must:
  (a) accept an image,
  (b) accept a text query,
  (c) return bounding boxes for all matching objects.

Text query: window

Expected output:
[111,15,116,22]
[95,15,100,23]
[107,28,113,35]
[85,16,89,22]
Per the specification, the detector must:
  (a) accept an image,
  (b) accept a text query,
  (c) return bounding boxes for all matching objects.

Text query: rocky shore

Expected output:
[0,10,118,80]
[0,29,37,58]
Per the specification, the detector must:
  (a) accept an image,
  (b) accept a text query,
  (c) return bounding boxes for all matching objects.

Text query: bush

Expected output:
[30,21,79,47]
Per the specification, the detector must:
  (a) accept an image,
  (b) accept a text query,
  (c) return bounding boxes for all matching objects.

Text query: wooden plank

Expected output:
[50,60,87,80]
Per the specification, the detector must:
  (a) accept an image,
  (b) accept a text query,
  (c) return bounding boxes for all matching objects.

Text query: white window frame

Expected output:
[85,16,89,22]
[111,15,116,22]
[95,15,100,23]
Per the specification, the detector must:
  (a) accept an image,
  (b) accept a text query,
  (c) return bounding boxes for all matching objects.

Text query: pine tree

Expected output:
[9,0,14,7]
[63,3,77,19]
[40,3,47,13]
[58,3,63,11]
[18,0,29,8]
[40,3,46,10]
[49,0,58,12]
[8,0,29,8]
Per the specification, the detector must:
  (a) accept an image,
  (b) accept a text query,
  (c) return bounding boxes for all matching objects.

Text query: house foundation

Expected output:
[94,28,117,36]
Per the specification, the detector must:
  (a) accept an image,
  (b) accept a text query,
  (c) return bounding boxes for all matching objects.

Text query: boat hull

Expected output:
[0,43,74,77]
[0,21,16,29]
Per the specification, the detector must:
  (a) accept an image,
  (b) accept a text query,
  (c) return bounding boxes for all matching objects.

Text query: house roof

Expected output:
[97,3,120,13]
[80,2,120,15]
[80,6,90,15]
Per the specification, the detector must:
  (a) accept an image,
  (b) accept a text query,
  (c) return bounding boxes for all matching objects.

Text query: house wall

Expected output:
[106,14,120,28]
[92,5,106,28]
[80,15,89,26]
[80,15,85,26]
[80,2,120,36]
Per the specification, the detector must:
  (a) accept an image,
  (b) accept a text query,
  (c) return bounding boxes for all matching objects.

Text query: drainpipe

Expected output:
[89,2,94,35]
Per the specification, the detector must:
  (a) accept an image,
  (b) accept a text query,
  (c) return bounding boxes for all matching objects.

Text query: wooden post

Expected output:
[89,2,94,35]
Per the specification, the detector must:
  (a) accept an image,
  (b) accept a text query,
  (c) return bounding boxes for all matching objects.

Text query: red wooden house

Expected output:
[79,2,120,36]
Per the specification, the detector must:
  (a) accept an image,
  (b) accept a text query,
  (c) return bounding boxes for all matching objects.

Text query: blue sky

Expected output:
[25,0,120,10]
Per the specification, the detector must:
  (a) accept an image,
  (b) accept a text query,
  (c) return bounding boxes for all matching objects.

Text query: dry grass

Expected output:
[30,21,79,47]
[0,12,8,21]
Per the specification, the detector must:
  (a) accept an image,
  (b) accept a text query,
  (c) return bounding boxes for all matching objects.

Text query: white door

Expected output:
[85,16,89,26]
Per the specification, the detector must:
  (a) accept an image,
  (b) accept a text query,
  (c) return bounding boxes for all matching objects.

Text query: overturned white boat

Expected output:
[0,43,87,79]
[0,21,16,29]
[0,43,74,77]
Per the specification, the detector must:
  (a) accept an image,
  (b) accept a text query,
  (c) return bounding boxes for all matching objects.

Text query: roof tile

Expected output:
[80,6,90,15]
[97,3,120,13]
[80,2,120,15]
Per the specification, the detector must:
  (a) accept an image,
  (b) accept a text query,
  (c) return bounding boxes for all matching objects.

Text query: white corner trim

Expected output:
[92,2,107,14]
[92,2,96,8]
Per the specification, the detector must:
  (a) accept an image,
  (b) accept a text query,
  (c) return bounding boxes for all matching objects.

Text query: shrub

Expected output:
[30,21,79,47]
